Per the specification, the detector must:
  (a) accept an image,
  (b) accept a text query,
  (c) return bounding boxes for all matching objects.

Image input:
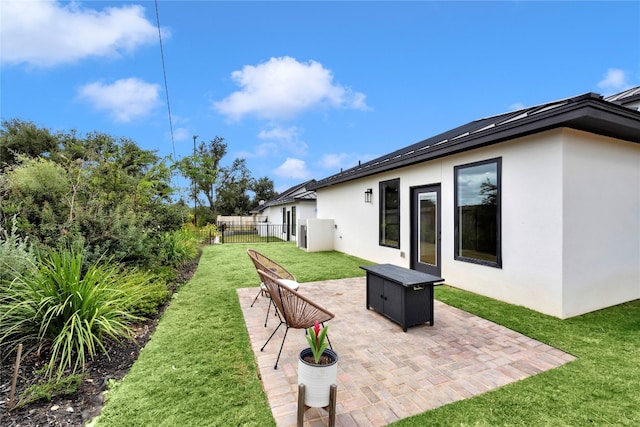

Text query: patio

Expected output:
[237,277,576,427]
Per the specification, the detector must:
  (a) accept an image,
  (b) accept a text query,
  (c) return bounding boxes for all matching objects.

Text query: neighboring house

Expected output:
[250,179,317,243]
[309,87,640,319]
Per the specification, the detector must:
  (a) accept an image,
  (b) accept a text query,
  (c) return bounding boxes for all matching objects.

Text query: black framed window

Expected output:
[291,206,297,236]
[379,178,400,248]
[282,207,286,225]
[454,158,501,267]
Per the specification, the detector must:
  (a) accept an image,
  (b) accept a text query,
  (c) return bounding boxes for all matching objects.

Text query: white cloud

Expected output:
[213,56,369,121]
[273,158,311,180]
[77,78,161,123]
[1,0,160,67]
[598,68,630,93]
[509,102,526,111]
[172,127,191,142]
[258,125,307,156]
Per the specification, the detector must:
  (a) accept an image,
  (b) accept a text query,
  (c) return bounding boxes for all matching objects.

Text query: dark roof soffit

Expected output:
[310,93,640,190]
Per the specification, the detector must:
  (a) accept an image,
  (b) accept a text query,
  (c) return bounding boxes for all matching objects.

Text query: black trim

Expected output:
[454,158,502,268]
[379,178,400,249]
[410,184,441,276]
[310,93,640,191]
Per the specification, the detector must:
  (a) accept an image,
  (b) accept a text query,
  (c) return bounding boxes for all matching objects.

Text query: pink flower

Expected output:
[306,321,329,364]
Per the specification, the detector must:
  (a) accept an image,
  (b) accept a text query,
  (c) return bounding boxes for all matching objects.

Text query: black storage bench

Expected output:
[360,264,444,332]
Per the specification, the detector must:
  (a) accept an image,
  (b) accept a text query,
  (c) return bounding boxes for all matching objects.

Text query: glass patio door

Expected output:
[411,185,441,276]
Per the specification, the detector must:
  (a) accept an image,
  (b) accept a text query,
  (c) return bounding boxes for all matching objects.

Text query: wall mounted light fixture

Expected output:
[364,188,373,203]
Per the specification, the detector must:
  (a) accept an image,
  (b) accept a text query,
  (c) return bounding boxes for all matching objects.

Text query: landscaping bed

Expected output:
[0,259,199,427]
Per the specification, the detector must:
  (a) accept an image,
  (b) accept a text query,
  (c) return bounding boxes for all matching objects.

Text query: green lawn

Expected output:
[94,243,640,426]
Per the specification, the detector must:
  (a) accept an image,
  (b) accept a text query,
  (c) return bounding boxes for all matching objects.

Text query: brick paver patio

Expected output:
[237,277,575,427]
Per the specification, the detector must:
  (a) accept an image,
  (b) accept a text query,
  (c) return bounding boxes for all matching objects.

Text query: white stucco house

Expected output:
[250,180,317,244]
[308,87,640,319]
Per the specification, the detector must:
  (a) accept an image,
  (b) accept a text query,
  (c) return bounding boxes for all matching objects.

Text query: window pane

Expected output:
[379,179,400,248]
[291,207,297,236]
[455,160,500,265]
[419,192,437,265]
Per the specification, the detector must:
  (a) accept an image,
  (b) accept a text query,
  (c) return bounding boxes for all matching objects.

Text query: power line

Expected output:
[155,0,175,159]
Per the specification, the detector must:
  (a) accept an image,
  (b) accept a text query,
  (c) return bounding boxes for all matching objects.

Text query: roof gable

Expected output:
[251,179,317,213]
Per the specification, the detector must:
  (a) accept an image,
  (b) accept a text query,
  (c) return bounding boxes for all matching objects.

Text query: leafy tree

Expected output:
[0,121,184,267]
[215,158,253,215]
[173,136,226,217]
[0,119,58,166]
[251,176,278,208]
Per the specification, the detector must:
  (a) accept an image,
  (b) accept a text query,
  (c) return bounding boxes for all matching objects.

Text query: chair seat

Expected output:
[261,280,300,292]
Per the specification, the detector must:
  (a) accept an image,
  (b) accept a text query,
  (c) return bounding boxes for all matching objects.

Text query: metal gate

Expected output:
[218,222,288,243]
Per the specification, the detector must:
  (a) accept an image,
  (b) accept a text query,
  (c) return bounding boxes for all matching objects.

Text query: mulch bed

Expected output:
[0,258,199,427]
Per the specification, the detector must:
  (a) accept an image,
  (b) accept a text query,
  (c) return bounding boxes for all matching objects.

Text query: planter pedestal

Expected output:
[297,383,336,427]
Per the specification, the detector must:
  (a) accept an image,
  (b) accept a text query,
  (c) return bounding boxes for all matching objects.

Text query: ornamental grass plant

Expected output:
[0,244,162,379]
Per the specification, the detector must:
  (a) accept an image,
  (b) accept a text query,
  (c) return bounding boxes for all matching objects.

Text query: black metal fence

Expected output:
[216,222,288,244]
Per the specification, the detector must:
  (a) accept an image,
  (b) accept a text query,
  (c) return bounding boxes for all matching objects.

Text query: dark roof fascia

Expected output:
[311,94,640,190]
[264,197,316,208]
[276,179,316,200]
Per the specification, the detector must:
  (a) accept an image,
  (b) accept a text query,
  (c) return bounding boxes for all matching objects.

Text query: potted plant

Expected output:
[297,322,338,408]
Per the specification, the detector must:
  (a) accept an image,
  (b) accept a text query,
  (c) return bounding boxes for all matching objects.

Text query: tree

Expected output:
[215,158,253,215]
[251,176,278,208]
[0,121,183,267]
[480,178,498,206]
[0,119,58,166]
[173,136,226,216]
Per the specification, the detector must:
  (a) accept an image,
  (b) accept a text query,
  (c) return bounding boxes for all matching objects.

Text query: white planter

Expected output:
[297,348,338,407]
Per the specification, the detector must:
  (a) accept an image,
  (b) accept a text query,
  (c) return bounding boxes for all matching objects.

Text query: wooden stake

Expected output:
[8,343,23,410]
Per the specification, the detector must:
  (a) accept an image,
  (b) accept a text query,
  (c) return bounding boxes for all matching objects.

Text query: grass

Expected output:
[94,243,370,427]
[95,243,640,426]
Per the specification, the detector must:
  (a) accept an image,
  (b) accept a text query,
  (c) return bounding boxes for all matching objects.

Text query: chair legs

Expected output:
[262,322,330,370]
[260,321,290,369]
[250,288,263,307]
[251,286,279,327]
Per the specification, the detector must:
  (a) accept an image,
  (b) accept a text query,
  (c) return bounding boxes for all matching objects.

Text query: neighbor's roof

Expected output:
[311,87,640,190]
[251,179,317,213]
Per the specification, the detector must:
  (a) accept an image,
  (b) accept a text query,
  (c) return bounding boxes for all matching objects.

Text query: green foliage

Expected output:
[305,322,329,364]
[174,136,227,215]
[215,158,253,215]
[0,216,35,282]
[118,269,171,319]
[93,244,371,427]
[250,176,278,208]
[0,121,184,269]
[158,229,199,268]
[15,374,83,409]
[0,244,145,378]
[0,118,58,166]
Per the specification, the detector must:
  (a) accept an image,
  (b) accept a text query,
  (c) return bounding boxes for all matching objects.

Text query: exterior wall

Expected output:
[303,218,335,252]
[318,129,640,318]
[259,202,317,242]
[561,130,640,317]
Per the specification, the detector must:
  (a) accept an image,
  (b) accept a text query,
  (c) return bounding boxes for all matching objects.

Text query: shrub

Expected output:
[0,216,35,282]
[0,244,146,378]
[121,269,171,318]
[158,229,199,268]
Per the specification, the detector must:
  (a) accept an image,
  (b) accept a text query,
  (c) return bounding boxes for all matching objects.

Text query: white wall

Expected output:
[317,129,640,318]
[561,130,640,317]
[303,218,335,252]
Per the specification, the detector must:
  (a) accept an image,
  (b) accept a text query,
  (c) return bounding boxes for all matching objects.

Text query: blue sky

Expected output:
[2,1,639,197]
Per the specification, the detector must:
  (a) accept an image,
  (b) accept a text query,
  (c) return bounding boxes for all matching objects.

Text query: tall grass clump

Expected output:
[0,244,149,378]
[158,228,200,268]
